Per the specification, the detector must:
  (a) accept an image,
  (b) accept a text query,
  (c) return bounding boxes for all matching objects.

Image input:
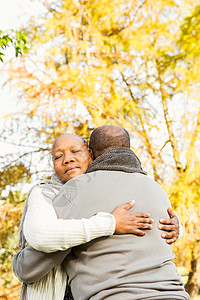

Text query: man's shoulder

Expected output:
[64,172,98,185]
[62,171,163,194]
[65,171,156,183]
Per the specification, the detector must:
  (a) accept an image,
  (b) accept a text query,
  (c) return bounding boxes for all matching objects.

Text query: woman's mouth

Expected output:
[65,167,78,173]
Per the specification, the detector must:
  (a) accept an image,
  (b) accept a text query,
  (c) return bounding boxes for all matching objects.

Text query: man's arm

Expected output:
[12,246,69,284]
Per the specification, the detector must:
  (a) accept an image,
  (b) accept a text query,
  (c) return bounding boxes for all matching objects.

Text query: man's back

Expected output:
[54,170,189,300]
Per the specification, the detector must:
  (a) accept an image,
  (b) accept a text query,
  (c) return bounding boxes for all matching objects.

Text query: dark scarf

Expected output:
[87,147,147,175]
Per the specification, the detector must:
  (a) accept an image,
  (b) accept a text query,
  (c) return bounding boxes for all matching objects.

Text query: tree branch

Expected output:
[156,58,183,172]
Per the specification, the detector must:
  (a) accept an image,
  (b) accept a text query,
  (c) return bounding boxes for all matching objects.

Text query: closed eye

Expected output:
[71,149,81,153]
[54,154,62,160]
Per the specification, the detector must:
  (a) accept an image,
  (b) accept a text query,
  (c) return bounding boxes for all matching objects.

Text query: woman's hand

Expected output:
[158,207,179,244]
[112,201,154,235]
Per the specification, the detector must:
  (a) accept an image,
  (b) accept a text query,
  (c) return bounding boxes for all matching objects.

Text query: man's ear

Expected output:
[88,148,95,160]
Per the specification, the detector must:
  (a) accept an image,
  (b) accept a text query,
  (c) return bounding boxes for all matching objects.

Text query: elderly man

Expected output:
[52,125,189,300]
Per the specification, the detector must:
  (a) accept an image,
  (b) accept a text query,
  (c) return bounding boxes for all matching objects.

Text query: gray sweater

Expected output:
[54,164,189,299]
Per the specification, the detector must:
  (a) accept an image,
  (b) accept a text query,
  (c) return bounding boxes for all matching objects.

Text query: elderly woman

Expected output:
[13,134,181,300]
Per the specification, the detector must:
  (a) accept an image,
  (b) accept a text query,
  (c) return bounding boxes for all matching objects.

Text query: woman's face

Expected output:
[52,135,92,183]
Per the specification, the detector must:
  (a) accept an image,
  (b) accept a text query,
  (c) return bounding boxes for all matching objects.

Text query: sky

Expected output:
[0,1,52,193]
[0,0,46,155]
[0,0,45,117]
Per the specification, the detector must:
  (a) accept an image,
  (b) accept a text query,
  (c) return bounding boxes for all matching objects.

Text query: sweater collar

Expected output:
[87,147,147,175]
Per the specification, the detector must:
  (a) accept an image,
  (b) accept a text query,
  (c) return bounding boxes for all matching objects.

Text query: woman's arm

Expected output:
[158,208,183,244]
[15,193,180,285]
[24,186,116,253]
[14,201,151,284]
[23,187,154,253]
[24,185,179,254]
[14,210,181,285]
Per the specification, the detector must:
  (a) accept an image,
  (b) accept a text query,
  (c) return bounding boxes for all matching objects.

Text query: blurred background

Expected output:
[0,0,199,299]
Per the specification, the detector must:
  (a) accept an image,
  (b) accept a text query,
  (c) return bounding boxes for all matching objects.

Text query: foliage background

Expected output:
[0,0,200,299]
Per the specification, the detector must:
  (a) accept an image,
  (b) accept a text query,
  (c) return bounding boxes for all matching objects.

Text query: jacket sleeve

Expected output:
[12,245,69,284]
[173,211,184,240]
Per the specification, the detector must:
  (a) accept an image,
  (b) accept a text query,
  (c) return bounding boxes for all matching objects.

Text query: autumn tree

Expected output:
[0,164,31,299]
[168,4,200,298]
[0,0,199,298]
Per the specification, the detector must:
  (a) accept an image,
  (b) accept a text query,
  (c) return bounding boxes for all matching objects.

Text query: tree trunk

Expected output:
[185,254,200,300]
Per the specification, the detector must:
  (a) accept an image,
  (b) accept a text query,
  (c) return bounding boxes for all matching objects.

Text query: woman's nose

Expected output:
[63,153,75,164]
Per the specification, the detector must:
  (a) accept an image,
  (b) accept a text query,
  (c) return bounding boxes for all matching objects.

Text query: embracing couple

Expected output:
[13,125,189,300]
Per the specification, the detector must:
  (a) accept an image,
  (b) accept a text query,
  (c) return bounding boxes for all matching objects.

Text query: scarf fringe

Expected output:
[18,174,65,300]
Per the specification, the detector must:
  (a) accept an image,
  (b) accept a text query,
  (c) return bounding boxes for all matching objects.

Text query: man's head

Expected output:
[89,125,130,159]
[52,134,92,183]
